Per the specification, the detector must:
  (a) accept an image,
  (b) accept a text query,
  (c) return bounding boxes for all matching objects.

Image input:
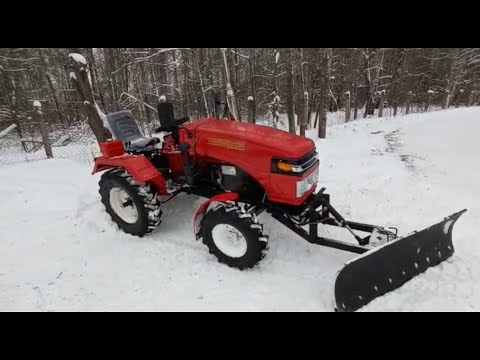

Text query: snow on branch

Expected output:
[119,92,158,114]
[111,48,191,75]
[3,68,29,72]
[69,53,87,65]
[0,124,17,139]
[0,55,41,62]
[155,83,182,94]
[95,102,111,130]
[229,49,249,60]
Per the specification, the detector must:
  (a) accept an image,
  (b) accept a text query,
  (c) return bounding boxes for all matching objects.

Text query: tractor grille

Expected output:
[271,148,318,176]
[294,149,318,169]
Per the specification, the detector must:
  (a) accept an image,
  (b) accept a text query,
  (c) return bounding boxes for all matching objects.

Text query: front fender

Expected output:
[92,155,168,195]
[193,192,239,239]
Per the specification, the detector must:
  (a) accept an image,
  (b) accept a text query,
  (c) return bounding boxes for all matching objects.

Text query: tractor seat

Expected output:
[106,110,160,151]
[125,137,160,151]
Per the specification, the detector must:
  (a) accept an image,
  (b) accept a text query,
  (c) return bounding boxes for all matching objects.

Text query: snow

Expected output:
[69,53,87,65]
[69,72,77,80]
[248,96,254,101]
[1,107,480,311]
[95,102,111,134]
[33,101,41,108]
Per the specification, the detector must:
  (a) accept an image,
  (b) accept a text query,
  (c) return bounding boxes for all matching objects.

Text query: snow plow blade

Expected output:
[334,209,467,312]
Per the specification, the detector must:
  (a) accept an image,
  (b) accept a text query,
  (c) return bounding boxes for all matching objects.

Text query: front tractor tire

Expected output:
[99,168,162,237]
[201,203,269,270]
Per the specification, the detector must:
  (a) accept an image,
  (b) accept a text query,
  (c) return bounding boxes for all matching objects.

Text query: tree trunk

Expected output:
[425,92,431,112]
[104,48,119,111]
[308,93,316,128]
[88,48,105,108]
[353,92,359,120]
[284,48,296,134]
[445,85,456,109]
[226,49,241,121]
[345,91,351,122]
[34,102,53,158]
[1,65,26,150]
[248,48,256,124]
[247,96,255,123]
[318,102,326,139]
[363,50,374,118]
[406,92,413,114]
[69,54,112,143]
[296,55,306,137]
[378,90,385,117]
[38,49,66,126]
[318,48,329,139]
[468,90,476,107]
[313,101,321,128]
[194,49,209,117]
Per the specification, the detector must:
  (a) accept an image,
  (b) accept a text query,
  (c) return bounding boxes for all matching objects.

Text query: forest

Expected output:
[1,48,479,158]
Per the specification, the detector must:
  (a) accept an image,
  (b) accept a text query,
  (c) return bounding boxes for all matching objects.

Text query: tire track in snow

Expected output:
[371,129,425,174]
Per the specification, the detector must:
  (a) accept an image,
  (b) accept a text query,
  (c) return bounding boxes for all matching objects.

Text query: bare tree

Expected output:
[283,48,296,134]
[69,53,112,143]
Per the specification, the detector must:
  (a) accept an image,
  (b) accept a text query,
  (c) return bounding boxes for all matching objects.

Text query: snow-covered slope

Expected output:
[1,107,479,312]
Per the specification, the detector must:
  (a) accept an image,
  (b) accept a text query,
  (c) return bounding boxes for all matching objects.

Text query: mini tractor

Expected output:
[92,99,466,312]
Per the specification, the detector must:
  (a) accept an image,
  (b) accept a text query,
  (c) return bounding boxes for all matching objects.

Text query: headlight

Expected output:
[296,169,319,197]
[276,160,302,173]
[271,151,318,176]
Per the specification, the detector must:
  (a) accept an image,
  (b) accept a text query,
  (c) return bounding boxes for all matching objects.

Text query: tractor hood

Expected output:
[189,118,315,159]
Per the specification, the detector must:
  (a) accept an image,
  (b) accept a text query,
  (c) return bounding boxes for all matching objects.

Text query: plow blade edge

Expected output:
[334,209,467,312]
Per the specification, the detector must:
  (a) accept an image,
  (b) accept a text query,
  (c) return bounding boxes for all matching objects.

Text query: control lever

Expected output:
[179,143,195,187]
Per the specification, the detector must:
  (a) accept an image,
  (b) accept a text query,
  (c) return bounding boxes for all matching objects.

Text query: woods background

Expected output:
[1,48,479,165]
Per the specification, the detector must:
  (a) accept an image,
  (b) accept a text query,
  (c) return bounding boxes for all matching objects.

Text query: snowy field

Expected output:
[1,107,479,312]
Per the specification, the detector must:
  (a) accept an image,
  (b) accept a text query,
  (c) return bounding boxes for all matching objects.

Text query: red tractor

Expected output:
[92,100,466,312]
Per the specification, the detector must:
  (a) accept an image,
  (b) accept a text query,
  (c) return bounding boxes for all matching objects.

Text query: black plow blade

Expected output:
[334,209,467,312]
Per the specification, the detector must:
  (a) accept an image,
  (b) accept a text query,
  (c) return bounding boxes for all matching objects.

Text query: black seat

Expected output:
[106,110,160,151]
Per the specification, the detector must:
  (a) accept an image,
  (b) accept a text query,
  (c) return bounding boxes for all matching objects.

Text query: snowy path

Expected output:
[1,107,479,311]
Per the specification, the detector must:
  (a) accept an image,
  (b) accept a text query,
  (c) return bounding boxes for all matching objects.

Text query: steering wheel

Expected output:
[154,116,190,133]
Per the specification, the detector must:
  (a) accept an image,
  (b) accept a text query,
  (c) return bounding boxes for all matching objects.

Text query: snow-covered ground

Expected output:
[1,107,479,312]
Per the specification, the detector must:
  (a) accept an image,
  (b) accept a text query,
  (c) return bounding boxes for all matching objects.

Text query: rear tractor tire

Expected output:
[99,168,163,237]
[200,202,269,270]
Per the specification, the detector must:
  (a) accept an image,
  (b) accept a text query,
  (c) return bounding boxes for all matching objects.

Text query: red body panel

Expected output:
[93,117,319,206]
[99,140,124,158]
[183,118,314,159]
[269,162,318,205]
[165,151,185,175]
[92,155,168,195]
[181,118,318,205]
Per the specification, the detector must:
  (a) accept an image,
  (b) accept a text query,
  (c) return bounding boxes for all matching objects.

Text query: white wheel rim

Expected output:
[211,224,247,258]
[109,187,139,224]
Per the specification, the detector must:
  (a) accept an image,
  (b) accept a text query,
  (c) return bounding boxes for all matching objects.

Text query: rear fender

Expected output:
[193,192,239,239]
[92,155,168,195]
